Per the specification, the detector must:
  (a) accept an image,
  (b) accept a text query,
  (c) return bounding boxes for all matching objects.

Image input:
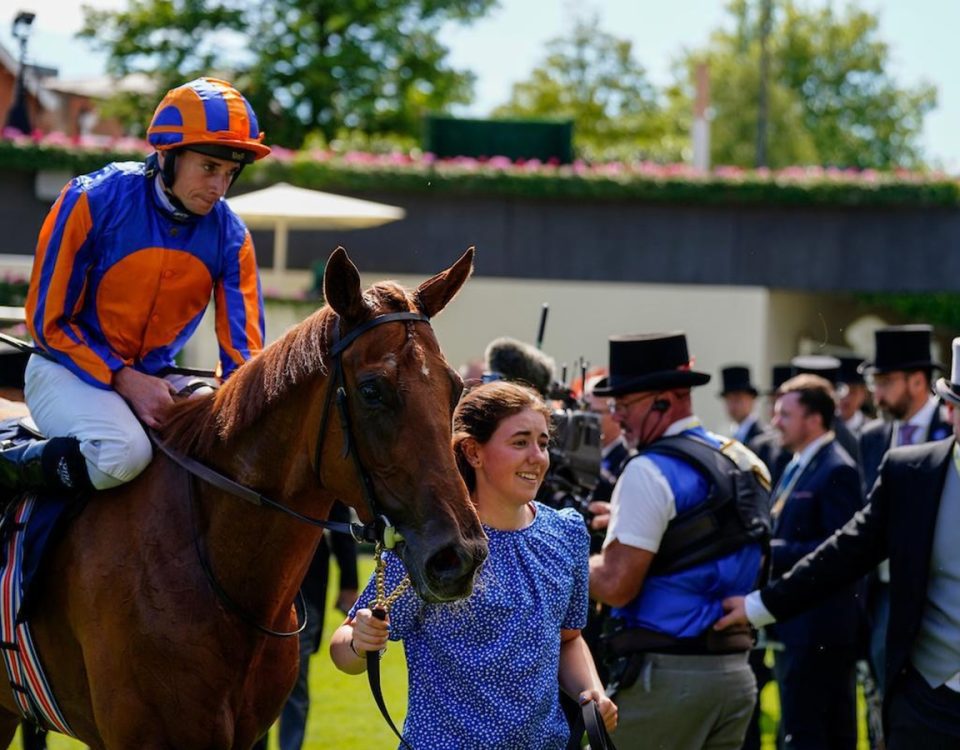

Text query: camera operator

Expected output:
[589,332,768,750]
[583,370,632,524]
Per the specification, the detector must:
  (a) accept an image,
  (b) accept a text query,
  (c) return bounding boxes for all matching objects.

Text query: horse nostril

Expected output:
[425,544,472,581]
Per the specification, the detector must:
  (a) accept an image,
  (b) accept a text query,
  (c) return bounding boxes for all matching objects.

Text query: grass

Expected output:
[18,555,868,749]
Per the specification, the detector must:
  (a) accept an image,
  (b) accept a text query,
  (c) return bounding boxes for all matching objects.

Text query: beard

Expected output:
[878,391,912,421]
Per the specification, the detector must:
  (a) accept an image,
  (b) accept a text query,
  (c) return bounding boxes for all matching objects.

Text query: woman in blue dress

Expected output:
[330,381,617,749]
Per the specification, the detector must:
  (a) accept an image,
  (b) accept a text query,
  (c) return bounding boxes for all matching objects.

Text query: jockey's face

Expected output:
[162,150,241,215]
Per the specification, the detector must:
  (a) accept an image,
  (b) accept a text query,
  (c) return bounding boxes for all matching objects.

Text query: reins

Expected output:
[152,308,429,641]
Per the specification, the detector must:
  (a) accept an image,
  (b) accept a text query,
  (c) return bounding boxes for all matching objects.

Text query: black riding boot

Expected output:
[0,437,92,496]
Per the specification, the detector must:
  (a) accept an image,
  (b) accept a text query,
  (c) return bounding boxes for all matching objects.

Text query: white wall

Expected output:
[183,270,772,434]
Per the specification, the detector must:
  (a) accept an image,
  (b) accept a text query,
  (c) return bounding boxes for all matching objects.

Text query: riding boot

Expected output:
[0,437,92,497]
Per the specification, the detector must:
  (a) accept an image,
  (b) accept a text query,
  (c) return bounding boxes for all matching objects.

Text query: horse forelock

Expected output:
[161,280,423,458]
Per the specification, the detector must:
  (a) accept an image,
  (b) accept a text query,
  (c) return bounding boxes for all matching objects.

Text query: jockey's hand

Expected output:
[579,690,619,733]
[113,367,177,429]
[587,501,611,531]
[351,608,390,655]
[713,596,749,631]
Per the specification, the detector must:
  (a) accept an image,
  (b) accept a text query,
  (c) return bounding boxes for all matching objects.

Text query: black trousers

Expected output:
[775,644,858,750]
[887,667,960,750]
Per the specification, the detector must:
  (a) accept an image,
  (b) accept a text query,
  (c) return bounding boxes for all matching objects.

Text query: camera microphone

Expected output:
[483,337,555,397]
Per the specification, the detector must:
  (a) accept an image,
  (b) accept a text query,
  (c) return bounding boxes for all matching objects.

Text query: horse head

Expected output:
[318,247,488,602]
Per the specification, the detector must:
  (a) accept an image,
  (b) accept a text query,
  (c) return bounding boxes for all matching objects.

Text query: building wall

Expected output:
[182,271,771,434]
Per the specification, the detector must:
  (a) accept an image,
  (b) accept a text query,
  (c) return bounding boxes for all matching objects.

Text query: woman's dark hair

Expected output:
[453,381,552,493]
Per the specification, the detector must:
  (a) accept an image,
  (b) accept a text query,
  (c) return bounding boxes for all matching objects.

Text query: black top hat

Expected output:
[592,332,711,397]
[936,337,960,408]
[837,355,866,385]
[861,325,943,375]
[719,365,758,397]
[768,364,792,394]
[791,355,841,384]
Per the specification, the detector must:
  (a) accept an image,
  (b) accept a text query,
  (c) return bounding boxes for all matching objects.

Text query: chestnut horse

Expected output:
[0,247,488,748]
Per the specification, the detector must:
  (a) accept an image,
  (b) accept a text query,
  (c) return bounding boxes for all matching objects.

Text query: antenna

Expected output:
[536,303,548,350]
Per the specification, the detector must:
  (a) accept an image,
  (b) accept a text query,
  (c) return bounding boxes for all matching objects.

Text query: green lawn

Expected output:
[20,555,868,749]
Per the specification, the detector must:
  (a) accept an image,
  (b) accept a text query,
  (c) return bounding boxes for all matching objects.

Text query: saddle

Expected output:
[0,417,87,736]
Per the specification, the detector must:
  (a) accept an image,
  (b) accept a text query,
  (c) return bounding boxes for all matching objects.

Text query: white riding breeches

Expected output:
[23,354,196,491]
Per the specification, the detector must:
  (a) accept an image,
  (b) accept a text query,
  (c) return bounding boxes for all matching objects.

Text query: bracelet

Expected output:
[350,637,386,660]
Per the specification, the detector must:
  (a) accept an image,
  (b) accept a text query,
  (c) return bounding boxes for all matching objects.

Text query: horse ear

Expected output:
[414,247,475,319]
[323,247,366,323]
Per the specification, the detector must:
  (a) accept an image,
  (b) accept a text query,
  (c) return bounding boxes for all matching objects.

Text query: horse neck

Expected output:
[197,389,334,628]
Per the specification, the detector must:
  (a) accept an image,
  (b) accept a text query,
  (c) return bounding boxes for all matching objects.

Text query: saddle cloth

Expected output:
[0,418,79,736]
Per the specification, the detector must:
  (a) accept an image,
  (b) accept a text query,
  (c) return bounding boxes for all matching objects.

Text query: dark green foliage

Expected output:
[78,0,496,148]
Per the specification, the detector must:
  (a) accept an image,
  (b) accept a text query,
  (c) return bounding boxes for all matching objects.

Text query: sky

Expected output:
[3,0,958,170]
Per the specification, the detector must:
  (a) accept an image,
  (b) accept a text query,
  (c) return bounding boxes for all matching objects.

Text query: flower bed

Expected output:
[3,130,959,208]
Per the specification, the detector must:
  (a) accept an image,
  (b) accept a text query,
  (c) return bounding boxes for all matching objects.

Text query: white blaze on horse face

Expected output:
[413,340,430,378]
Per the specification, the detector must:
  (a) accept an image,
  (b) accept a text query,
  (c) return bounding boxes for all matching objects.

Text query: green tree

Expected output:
[672,0,937,169]
[492,15,682,162]
[80,0,496,148]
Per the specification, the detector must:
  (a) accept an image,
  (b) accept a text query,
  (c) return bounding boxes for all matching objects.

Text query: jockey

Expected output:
[4,77,269,497]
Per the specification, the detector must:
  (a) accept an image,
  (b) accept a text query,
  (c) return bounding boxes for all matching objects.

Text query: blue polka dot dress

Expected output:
[350,503,590,750]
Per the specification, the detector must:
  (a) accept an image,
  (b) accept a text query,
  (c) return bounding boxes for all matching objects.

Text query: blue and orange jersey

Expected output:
[26,160,264,389]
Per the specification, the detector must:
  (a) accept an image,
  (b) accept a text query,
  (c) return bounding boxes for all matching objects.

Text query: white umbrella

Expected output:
[226,182,406,275]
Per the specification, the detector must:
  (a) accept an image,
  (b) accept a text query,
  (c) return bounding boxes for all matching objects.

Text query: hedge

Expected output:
[3,134,959,208]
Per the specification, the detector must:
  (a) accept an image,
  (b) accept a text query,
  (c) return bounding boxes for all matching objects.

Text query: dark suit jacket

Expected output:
[859,406,952,496]
[833,419,861,468]
[761,437,955,720]
[740,418,765,445]
[769,439,864,649]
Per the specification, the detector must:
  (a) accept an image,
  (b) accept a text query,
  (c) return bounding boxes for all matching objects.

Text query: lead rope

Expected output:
[367,543,413,749]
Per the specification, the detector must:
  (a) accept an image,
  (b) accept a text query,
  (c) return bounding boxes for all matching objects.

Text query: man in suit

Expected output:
[860,325,950,495]
[837,354,873,435]
[715,336,960,749]
[720,365,764,444]
[748,364,793,487]
[858,325,950,694]
[790,355,861,466]
[765,374,864,750]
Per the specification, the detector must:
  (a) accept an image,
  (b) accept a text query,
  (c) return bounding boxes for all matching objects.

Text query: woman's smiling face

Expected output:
[472,407,551,507]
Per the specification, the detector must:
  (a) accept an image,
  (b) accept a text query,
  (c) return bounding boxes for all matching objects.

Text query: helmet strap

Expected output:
[150,150,202,223]
[160,149,179,193]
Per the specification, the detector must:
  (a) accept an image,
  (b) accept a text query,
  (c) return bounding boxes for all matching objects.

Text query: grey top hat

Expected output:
[935,337,960,408]
[791,355,841,385]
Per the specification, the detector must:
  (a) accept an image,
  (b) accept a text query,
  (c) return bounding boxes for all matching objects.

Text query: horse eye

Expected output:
[359,381,383,404]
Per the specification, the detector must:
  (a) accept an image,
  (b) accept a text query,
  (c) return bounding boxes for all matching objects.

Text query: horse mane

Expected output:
[160,281,415,459]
